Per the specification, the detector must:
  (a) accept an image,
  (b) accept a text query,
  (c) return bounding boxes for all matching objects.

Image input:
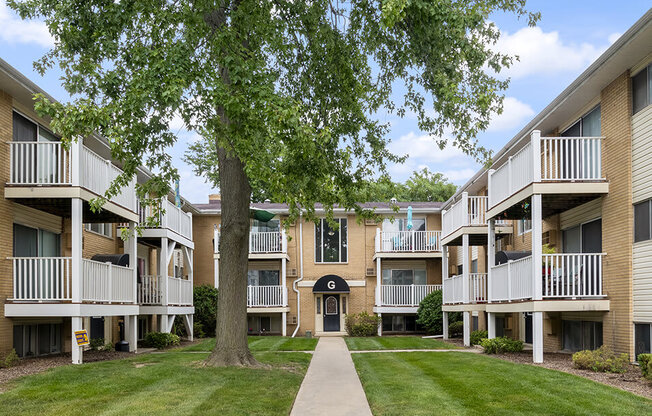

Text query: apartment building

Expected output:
[442,10,652,363]
[0,58,195,364]
[193,195,443,336]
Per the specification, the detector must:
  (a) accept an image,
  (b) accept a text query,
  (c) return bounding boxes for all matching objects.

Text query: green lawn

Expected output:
[0,350,310,415]
[179,336,318,352]
[352,352,652,415]
[345,336,458,351]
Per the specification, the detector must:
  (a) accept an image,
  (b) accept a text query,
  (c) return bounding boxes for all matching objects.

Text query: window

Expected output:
[13,324,61,357]
[562,219,602,253]
[85,223,113,238]
[252,219,279,233]
[471,260,478,274]
[562,320,603,352]
[633,64,652,114]
[382,217,426,232]
[382,269,427,285]
[316,297,321,314]
[342,296,347,314]
[561,106,602,137]
[247,270,280,286]
[635,323,651,359]
[138,317,148,341]
[518,219,532,235]
[315,218,348,263]
[13,112,61,184]
[382,315,421,332]
[635,200,652,243]
[14,224,61,257]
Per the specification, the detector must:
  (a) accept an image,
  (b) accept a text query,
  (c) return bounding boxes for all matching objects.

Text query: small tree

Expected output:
[194,285,219,338]
[416,290,443,334]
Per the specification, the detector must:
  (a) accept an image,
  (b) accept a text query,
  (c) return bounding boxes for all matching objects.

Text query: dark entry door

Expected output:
[90,317,105,340]
[323,295,340,331]
[525,313,533,344]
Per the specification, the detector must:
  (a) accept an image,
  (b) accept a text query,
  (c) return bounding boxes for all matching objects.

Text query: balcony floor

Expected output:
[442,225,513,246]
[5,302,139,318]
[373,252,442,260]
[485,298,610,313]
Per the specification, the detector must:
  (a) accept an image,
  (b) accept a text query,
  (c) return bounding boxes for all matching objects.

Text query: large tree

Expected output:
[360,168,458,202]
[10,0,538,366]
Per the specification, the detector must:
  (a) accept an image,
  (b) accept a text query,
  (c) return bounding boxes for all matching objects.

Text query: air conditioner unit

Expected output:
[366,267,376,276]
[288,268,298,277]
[364,218,377,225]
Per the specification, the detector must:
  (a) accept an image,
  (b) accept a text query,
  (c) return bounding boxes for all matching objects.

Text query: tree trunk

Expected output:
[205,145,258,367]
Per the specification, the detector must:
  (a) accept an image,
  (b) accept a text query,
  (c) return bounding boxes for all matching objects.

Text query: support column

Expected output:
[282,258,287,306]
[377,312,382,336]
[462,234,469,304]
[443,311,449,340]
[282,312,287,336]
[125,221,138,304]
[463,311,471,347]
[71,198,83,304]
[375,257,381,306]
[532,311,544,363]
[71,317,83,364]
[125,315,137,352]
[160,314,169,332]
[487,312,496,339]
[531,194,543,301]
[160,237,169,306]
[183,314,194,341]
[442,245,448,280]
[487,218,495,304]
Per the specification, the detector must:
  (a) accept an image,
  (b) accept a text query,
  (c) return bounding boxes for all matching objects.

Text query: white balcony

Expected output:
[167,276,193,306]
[489,253,605,303]
[8,141,137,215]
[10,257,136,304]
[443,273,487,305]
[214,230,288,256]
[139,198,193,242]
[442,194,511,245]
[487,131,607,217]
[247,285,287,307]
[374,230,441,258]
[377,284,441,307]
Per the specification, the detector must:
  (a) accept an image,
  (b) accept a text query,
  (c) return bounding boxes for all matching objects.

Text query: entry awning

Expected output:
[313,274,350,294]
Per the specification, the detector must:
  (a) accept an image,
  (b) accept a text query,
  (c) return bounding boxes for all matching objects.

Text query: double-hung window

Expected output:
[85,223,113,238]
[517,219,532,235]
[381,269,427,285]
[315,218,347,263]
[247,270,280,286]
[634,200,652,243]
[633,64,652,114]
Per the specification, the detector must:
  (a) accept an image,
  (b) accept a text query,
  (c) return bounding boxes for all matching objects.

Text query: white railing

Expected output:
[214,230,288,254]
[375,230,441,253]
[168,276,193,305]
[443,195,491,238]
[542,253,604,298]
[9,142,71,185]
[247,285,286,307]
[10,257,72,301]
[488,132,604,208]
[82,259,135,303]
[490,256,533,302]
[138,275,163,305]
[379,284,441,306]
[139,198,193,240]
[81,146,137,212]
[541,137,603,181]
[443,275,464,304]
[442,273,487,304]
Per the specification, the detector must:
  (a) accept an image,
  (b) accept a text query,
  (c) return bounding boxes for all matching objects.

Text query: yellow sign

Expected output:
[75,330,89,346]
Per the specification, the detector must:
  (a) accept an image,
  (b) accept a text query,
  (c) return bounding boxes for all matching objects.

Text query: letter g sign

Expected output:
[327,280,336,290]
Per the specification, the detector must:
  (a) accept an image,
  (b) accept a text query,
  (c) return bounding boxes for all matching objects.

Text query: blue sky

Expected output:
[1,1,650,203]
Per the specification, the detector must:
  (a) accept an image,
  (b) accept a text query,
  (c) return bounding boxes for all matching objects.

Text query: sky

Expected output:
[1,1,650,204]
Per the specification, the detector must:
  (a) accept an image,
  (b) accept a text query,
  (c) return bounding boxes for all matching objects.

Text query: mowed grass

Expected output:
[352,352,652,416]
[345,336,458,351]
[179,336,318,352]
[0,351,311,416]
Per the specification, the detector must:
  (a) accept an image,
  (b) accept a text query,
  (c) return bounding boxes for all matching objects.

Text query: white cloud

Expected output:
[389,132,468,164]
[487,96,535,132]
[608,32,621,44]
[0,1,54,48]
[495,26,609,79]
[441,168,477,183]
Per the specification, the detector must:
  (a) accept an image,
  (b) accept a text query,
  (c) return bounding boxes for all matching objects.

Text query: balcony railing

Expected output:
[168,276,193,306]
[82,259,135,303]
[247,285,286,307]
[443,273,487,304]
[378,284,441,307]
[375,230,441,253]
[139,198,193,240]
[9,142,137,212]
[488,131,604,209]
[214,230,288,254]
[138,275,163,305]
[489,253,604,302]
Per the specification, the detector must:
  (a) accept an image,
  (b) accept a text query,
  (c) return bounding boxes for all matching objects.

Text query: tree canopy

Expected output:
[361,168,457,203]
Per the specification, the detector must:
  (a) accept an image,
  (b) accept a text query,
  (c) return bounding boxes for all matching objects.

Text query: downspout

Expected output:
[291,212,304,337]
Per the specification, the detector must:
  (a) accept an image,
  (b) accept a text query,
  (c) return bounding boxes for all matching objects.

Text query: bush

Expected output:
[194,321,206,339]
[448,321,463,337]
[2,349,19,368]
[416,290,443,334]
[101,342,114,352]
[194,285,219,337]
[638,354,652,380]
[345,311,381,337]
[89,337,106,351]
[143,332,181,349]
[572,346,629,373]
[470,330,488,346]
[480,337,524,354]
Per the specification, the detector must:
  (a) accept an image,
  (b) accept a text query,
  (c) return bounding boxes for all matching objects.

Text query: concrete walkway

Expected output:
[349,348,481,354]
[291,337,372,416]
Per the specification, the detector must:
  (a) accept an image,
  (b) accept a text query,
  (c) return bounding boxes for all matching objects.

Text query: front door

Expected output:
[323,295,340,332]
[524,313,533,344]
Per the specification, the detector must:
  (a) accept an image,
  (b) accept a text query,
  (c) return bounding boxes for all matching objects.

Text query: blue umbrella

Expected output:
[407,205,413,230]
[175,179,181,207]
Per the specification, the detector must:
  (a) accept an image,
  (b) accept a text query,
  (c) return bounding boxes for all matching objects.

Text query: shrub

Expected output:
[638,354,652,380]
[470,330,488,346]
[143,332,181,349]
[480,337,524,354]
[194,285,219,337]
[345,311,381,337]
[89,337,106,351]
[194,321,206,339]
[2,349,19,368]
[572,346,629,373]
[416,290,443,334]
[448,321,463,337]
[101,342,114,352]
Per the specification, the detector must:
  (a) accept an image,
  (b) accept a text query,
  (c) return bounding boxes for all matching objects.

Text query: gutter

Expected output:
[291,212,304,337]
